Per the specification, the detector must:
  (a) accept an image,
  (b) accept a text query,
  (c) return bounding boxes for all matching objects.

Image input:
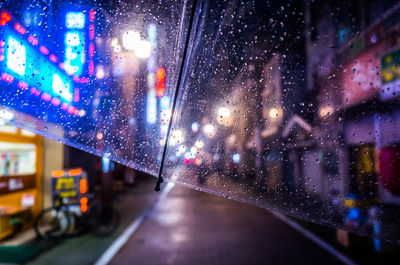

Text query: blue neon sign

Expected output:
[64,12,85,76]
[0,28,73,103]
[7,37,26,76]
[66,12,85,29]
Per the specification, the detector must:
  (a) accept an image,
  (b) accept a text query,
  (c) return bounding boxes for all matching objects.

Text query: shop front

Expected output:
[0,123,42,240]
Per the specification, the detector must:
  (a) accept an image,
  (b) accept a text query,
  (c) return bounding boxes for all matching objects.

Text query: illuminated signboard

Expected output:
[64,29,85,75]
[381,48,400,100]
[65,12,85,29]
[51,168,88,212]
[1,33,73,102]
[0,11,80,116]
[64,9,95,77]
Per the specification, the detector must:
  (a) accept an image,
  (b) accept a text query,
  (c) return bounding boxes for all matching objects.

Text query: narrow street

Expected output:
[106,184,342,265]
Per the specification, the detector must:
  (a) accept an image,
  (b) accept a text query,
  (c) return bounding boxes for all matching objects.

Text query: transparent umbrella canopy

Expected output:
[1,0,400,243]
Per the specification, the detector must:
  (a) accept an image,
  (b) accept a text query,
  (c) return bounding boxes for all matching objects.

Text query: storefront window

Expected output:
[0,142,36,177]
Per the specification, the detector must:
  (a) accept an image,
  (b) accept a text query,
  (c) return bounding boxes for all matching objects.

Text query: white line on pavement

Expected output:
[271,211,358,265]
[94,180,176,265]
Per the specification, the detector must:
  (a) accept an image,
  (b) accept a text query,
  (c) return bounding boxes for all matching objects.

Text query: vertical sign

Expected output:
[65,12,85,76]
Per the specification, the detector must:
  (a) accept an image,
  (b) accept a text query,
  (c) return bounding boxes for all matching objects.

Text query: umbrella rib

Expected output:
[155,0,200,191]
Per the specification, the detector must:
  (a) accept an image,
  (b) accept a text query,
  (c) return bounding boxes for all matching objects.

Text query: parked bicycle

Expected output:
[34,195,120,239]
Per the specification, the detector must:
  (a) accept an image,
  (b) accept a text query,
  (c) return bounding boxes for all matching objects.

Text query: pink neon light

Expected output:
[14,23,26,34]
[0,55,4,61]
[1,73,14,83]
[59,63,64,70]
[27,35,39,46]
[18,81,28,90]
[41,93,51,101]
[0,41,5,47]
[61,103,68,110]
[31,87,40,96]
[74,109,79,115]
[89,24,95,40]
[73,76,88,83]
[74,88,79,102]
[51,98,61,106]
[30,87,40,96]
[89,9,96,23]
[40,46,49,55]
[88,60,94,75]
[49,54,58,63]
[89,42,95,58]
[0,48,4,54]
[68,106,76,114]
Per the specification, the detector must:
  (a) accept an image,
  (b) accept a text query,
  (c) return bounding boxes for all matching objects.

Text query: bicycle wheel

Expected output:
[34,207,71,239]
[63,213,86,237]
[88,204,120,237]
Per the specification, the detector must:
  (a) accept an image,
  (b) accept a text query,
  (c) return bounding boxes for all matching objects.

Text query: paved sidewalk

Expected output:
[27,178,160,265]
[109,185,343,265]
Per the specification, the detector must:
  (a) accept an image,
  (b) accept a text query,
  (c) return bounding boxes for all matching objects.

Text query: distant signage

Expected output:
[342,44,382,107]
[0,175,35,195]
[51,168,87,206]
[21,193,35,207]
[381,49,400,100]
[64,18,85,75]
[64,9,96,77]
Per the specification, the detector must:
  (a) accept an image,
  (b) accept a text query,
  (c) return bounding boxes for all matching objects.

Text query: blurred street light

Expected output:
[319,105,334,118]
[268,107,280,120]
[96,132,103,140]
[217,106,234,126]
[111,38,118,47]
[114,45,121,53]
[169,129,184,145]
[195,140,204,149]
[203,124,216,138]
[178,145,187,153]
[191,122,200,133]
[122,30,151,59]
[190,146,198,155]
[232,153,241,164]
[218,106,230,118]
[122,31,140,50]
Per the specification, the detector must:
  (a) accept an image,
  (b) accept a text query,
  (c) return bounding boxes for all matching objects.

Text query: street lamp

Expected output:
[195,140,204,149]
[203,124,216,138]
[169,129,185,145]
[217,106,233,127]
[218,106,230,118]
[268,107,279,119]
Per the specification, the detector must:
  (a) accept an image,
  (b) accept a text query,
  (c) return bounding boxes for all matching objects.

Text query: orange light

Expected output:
[0,12,11,26]
[69,168,82,176]
[80,197,88,213]
[79,178,88,194]
[52,170,65,178]
[156,67,166,98]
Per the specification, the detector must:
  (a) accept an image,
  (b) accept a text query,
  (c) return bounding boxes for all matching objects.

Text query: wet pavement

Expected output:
[25,178,160,265]
[109,184,342,265]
